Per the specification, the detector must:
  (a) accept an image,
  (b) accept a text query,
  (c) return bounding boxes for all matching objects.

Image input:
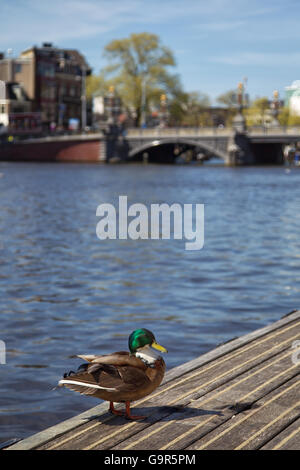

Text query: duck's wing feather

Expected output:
[59,359,150,396]
[76,351,146,368]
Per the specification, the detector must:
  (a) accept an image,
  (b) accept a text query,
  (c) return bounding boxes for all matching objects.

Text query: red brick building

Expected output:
[0,43,91,129]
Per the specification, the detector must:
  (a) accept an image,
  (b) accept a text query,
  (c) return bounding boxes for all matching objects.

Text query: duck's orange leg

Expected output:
[109,401,125,416]
[125,401,146,420]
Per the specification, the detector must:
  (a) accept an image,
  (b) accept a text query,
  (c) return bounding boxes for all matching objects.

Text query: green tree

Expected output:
[254,97,269,123]
[167,90,189,126]
[288,114,300,126]
[244,97,270,126]
[182,92,212,127]
[167,91,212,127]
[278,106,300,126]
[86,73,108,100]
[217,89,237,108]
[278,106,289,126]
[216,89,237,125]
[102,32,182,126]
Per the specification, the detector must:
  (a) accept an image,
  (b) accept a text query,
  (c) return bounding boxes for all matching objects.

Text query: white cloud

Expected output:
[0,0,280,46]
[0,0,143,45]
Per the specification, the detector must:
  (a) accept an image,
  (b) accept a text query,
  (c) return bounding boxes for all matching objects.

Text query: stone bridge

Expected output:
[3,126,299,165]
[126,128,229,162]
[113,126,300,165]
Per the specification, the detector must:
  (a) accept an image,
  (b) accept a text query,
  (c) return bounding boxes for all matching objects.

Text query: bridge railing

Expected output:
[247,126,300,135]
[126,127,231,137]
[126,126,300,138]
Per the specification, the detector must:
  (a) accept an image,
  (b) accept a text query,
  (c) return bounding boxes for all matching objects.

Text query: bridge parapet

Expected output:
[126,126,300,138]
[126,127,232,138]
[248,126,300,136]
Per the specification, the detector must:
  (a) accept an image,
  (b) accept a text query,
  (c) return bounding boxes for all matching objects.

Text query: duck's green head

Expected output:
[128,328,168,354]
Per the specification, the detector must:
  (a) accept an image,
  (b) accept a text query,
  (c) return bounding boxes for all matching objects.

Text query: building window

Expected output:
[38,62,55,78]
[41,81,56,100]
[0,104,6,114]
[59,84,66,97]
[14,63,22,74]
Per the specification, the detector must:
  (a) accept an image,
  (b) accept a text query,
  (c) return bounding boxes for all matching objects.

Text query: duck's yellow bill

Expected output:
[151,341,168,353]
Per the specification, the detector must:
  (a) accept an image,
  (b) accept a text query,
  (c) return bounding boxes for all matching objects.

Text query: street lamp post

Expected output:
[160,93,167,128]
[271,90,280,126]
[141,76,147,128]
[107,85,115,122]
[232,82,246,132]
[81,65,87,131]
[103,85,125,162]
[58,57,66,130]
[237,82,244,112]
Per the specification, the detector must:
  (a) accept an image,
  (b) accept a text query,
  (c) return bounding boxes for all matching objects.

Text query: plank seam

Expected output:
[259,415,300,450]
[181,371,300,451]
[196,377,300,450]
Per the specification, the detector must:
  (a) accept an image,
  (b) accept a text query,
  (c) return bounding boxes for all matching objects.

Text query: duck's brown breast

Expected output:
[145,357,165,387]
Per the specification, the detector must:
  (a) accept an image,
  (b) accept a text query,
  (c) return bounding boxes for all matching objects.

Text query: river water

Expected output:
[0,161,299,444]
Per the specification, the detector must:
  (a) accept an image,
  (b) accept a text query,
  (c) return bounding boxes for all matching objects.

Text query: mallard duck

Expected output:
[58,328,167,420]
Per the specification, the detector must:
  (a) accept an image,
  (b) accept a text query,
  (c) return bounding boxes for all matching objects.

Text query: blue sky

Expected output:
[1,0,300,103]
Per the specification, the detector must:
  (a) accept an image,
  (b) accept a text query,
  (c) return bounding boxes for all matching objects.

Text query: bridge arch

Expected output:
[128,137,227,161]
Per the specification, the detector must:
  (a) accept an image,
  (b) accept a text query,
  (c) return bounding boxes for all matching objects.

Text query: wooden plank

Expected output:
[261,417,300,450]
[4,402,110,451]
[186,376,300,450]
[6,310,300,451]
[112,348,299,450]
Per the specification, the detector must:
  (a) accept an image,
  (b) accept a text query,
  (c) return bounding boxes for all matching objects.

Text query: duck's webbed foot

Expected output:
[109,402,125,416]
[125,401,146,420]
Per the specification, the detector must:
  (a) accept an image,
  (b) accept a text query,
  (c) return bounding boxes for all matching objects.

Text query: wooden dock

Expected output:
[6,310,300,451]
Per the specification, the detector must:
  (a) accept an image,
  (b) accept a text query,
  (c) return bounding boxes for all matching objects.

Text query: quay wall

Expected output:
[0,134,105,163]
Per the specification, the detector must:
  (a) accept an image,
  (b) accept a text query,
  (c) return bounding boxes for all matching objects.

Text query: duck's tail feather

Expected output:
[58,362,118,395]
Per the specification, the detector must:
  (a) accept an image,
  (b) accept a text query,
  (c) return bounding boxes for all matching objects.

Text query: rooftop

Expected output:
[20,43,91,73]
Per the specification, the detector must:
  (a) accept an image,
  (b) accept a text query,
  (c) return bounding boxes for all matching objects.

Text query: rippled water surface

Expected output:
[0,161,300,444]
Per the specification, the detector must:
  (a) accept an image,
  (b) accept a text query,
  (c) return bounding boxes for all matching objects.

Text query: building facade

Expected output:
[0,44,91,129]
[285,80,300,116]
[0,81,32,128]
